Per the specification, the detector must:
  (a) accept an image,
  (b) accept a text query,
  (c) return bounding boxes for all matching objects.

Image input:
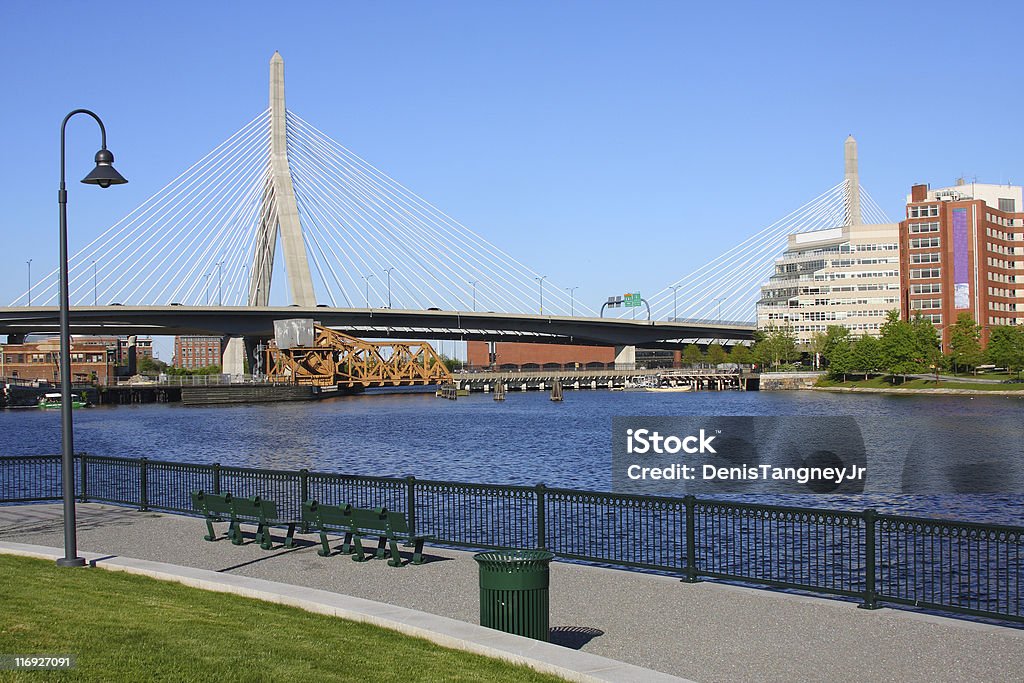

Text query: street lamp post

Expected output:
[716,297,726,321]
[26,260,32,306]
[56,109,127,568]
[670,284,681,322]
[91,260,97,305]
[217,261,224,306]
[566,286,578,316]
[362,274,375,308]
[468,280,478,312]
[535,275,547,314]
[384,267,395,308]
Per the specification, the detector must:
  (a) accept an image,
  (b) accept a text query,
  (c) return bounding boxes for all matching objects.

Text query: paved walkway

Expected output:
[2,503,1023,682]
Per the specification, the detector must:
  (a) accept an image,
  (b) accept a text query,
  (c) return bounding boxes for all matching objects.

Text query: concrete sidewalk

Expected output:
[2,503,1022,683]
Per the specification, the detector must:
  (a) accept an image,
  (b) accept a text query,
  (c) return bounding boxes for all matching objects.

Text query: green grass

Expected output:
[0,555,563,683]
[815,376,1024,392]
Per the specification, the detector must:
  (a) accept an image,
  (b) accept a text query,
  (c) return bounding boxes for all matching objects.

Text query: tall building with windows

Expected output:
[899,181,1024,349]
[174,335,223,370]
[757,223,901,343]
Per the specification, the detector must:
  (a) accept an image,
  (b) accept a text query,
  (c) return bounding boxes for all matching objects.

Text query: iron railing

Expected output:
[1,453,1020,624]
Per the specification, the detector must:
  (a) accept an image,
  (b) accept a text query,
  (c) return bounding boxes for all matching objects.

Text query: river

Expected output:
[1,389,1022,525]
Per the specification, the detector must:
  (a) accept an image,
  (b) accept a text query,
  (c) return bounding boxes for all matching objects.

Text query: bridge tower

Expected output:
[844,134,862,226]
[249,52,317,307]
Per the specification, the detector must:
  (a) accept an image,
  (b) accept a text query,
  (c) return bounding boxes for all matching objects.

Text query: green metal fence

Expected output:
[1,453,1020,624]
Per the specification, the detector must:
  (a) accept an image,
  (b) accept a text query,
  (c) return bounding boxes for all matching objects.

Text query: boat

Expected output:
[37,392,90,409]
[645,385,692,393]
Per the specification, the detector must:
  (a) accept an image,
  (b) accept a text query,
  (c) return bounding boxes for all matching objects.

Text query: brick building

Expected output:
[0,336,153,384]
[466,341,615,370]
[174,335,223,370]
[899,181,1024,349]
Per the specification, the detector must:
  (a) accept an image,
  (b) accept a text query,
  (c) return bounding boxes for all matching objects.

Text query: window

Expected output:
[909,205,940,218]
[911,299,942,310]
[911,252,940,264]
[909,222,940,234]
[910,268,941,279]
[999,198,1016,213]
[910,237,940,249]
[911,283,941,294]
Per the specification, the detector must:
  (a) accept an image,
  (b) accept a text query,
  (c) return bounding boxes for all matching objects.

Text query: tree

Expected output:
[756,325,798,370]
[729,344,752,366]
[821,326,852,370]
[705,343,728,367]
[851,334,881,380]
[682,344,704,368]
[827,337,853,381]
[137,356,167,374]
[879,310,920,382]
[821,325,852,360]
[948,312,983,375]
[910,314,942,382]
[808,331,828,370]
[439,354,463,372]
[986,325,1024,378]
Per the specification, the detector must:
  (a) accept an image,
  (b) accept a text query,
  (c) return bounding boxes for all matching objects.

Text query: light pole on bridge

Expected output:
[535,275,547,314]
[468,280,478,312]
[362,273,375,308]
[92,260,97,305]
[384,267,395,309]
[217,261,224,306]
[56,108,128,568]
[26,259,32,306]
[566,286,578,316]
[670,284,681,321]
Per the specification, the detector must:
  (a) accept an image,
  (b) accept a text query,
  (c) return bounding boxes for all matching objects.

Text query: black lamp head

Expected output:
[81,148,128,188]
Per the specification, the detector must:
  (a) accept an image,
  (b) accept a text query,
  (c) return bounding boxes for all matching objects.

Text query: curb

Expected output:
[0,541,692,683]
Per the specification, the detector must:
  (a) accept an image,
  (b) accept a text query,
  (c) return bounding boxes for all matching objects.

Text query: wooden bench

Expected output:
[191,490,298,550]
[302,500,427,567]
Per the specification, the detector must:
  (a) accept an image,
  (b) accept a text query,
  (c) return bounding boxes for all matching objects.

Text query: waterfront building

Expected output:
[899,180,1024,349]
[0,335,152,384]
[174,335,223,370]
[756,223,901,343]
[466,341,615,370]
[756,136,901,345]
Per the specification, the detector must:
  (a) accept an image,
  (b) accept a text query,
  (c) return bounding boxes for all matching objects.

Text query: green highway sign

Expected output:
[623,291,642,307]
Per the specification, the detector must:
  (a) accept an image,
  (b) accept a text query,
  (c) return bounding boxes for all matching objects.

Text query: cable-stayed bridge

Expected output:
[0,54,889,364]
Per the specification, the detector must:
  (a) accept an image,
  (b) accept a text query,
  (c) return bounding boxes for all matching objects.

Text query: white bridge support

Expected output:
[222,336,246,378]
[614,345,636,370]
[250,52,316,307]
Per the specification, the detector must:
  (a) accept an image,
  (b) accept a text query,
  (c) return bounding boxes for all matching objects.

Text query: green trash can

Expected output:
[474,549,554,641]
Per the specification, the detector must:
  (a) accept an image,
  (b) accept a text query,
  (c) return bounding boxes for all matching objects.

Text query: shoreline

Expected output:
[812,385,1024,397]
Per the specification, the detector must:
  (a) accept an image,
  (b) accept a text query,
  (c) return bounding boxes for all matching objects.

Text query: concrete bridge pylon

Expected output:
[249,52,317,308]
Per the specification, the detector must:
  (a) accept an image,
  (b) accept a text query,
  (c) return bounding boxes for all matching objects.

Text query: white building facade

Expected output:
[757,222,901,344]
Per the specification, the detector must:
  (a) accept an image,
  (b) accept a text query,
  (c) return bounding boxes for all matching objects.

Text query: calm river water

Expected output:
[1,390,1022,524]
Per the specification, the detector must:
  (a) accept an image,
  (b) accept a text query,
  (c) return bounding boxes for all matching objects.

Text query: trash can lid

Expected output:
[473,549,554,567]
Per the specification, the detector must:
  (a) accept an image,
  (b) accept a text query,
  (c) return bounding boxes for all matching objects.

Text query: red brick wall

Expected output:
[467,341,615,368]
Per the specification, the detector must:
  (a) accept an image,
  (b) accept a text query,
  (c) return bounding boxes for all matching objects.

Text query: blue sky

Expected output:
[3,1,1023,357]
